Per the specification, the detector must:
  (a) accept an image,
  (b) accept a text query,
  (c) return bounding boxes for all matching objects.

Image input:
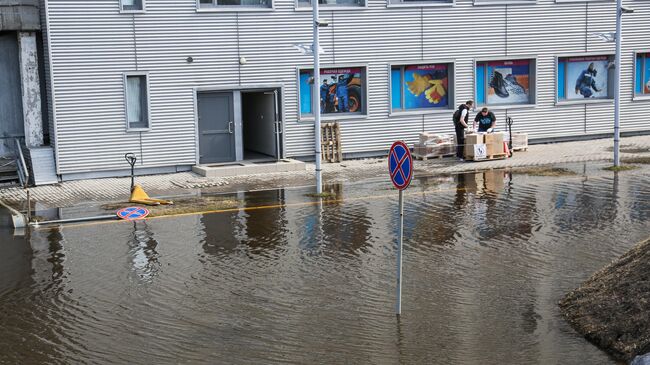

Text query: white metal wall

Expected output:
[44,0,650,177]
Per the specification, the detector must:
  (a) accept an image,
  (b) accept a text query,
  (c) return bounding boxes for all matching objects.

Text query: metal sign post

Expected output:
[388,141,413,316]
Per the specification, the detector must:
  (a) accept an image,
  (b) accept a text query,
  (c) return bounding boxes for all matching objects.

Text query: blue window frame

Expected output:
[475,59,533,106]
[636,53,650,96]
[390,63,451,112]
[557,55,613,101]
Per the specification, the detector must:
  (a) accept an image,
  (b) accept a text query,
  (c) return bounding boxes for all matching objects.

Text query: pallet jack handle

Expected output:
[506,117,514,155]
[125,153,137,192]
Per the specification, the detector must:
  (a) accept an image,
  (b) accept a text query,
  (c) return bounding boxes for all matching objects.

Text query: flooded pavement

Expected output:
[1,163,649,364]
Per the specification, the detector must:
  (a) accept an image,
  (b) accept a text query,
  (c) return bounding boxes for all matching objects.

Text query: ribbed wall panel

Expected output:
[46,0,650,175]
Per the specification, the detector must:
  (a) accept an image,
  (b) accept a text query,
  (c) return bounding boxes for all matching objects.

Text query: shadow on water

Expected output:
[1,163,649,364]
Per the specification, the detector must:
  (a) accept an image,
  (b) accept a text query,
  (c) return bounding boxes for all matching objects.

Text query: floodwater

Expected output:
[1,163,649,364]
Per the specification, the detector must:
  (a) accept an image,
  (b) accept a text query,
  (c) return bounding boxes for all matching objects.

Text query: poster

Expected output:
[300,68,363,115]
[403,64,448,109]
[487,60,530,105]
[645,54,650,94]
[565,56,609,100]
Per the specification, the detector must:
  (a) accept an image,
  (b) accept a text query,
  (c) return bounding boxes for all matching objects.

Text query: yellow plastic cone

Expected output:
[129,185,173,206]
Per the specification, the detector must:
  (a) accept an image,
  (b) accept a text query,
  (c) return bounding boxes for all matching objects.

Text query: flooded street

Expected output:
[1,163,649,364]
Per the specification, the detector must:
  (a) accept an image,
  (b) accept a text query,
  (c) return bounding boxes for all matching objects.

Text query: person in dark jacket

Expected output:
[336,74,354,112]
[473,107,496,132]
[320,79,330,113]
[575,62,601,98]
[453,100,473,160]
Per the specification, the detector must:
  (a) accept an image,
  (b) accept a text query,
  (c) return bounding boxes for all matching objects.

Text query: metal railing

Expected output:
[15,139,29,187]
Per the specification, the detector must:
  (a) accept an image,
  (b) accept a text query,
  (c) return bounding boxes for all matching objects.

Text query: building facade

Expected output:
[40,0,650,180]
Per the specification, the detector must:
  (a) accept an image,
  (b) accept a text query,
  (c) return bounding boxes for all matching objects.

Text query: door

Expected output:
[271,90,283,160]
[197,92,235,164]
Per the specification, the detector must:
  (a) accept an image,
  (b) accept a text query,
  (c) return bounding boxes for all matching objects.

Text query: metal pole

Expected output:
[396,189,404,316]
[614,0,622,167]
[312,0,322,194]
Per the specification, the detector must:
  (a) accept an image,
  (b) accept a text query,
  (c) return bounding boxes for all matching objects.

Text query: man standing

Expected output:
[320,79,329,113]
[575,62,601,98]
[473,107,496,132]
[336,74,354,112]
[453,100,473,160]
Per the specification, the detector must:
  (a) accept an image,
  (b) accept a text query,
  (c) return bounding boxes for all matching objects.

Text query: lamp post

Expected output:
[312,0,325,194]
[614,3,634,167]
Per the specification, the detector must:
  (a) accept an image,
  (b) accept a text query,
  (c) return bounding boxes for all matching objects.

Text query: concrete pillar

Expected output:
[18,31,43,148]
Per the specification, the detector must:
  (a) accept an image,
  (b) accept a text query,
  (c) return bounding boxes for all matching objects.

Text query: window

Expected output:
[389,0,452,4]
[476,59,534,106]
[557,55,613,102]
[299,67,366,117]
[297,0,364,7]
[199,0,272,7]
[121,0,144,11]
[635,53,650,96]
[125,74,149,130]
[391,63,452,112]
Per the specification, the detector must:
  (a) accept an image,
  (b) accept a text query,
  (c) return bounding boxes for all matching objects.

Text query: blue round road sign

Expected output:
[116,206,150,221]
[388,141,413,190]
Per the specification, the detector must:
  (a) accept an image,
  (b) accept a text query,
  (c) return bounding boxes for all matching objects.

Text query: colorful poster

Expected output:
[565,56,609,100]
[300,68,363,115]
[644,53,650,94]
[487,60,530,105]
[403,64,448,109]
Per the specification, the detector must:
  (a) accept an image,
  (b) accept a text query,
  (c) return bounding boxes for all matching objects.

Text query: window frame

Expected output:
[473,0,535,5]
[634,50,650,101]
[296,64,369,122]
[555,53,615,106]
[119,0,146,13]
[386,0,454,8]
[123,72,151,132]
[295,0,368,10]
[474,56,538,110]
[197,0,275,11]
[388,61,456,116]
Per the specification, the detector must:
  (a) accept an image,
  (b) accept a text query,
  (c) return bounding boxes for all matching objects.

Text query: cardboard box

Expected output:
[485,132,505,156]
[464,143,487,159]
[512,132,528,149]
[465,133,484,145]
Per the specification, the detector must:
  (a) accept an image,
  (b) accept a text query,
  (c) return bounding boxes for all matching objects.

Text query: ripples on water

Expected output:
[1,164,649,364]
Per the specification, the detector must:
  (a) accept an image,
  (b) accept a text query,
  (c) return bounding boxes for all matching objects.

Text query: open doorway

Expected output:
[241,90,282,161]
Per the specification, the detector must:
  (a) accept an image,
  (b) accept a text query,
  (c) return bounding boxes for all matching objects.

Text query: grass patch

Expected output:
[621,156,650,164]
[305,192,338,198]
[605,145,650,154]
[603,165,639,172]
[102,196,240,217]
[512,166,577,177]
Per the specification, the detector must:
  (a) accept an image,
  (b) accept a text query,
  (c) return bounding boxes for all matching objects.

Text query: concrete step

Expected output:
[28,146,58,186]
[192,159,306,178]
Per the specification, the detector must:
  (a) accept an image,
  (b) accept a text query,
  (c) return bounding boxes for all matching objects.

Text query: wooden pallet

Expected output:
[467,153,508,162]
[512,146,528,152]
[321,122,342,163]
[413,153,455,161]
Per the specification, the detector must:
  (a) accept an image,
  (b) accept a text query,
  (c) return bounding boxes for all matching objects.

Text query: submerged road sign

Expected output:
[388,141,413,191]
[116,206,150,221]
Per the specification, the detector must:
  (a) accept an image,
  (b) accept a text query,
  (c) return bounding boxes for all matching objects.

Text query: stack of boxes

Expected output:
[464,132,506,160]
[413,133,455,158]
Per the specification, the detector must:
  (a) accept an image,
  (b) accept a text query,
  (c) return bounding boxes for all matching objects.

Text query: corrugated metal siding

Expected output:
[40,0,56,153]
[46,0,650,176]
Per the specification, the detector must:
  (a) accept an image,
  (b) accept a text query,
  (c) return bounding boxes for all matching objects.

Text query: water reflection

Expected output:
[201,189,289,259]
[127,221,160,282]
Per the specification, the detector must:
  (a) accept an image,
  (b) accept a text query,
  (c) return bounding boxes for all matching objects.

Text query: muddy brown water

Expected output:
[1,164,649,364]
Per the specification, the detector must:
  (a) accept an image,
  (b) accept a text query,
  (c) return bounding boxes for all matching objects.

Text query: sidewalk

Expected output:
[1,135,649,210]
